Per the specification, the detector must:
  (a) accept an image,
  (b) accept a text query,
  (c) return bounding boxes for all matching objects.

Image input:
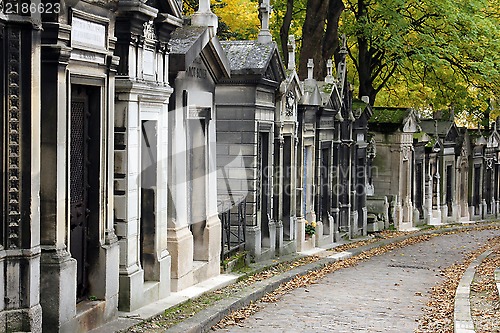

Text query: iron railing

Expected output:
[219,195,247,260]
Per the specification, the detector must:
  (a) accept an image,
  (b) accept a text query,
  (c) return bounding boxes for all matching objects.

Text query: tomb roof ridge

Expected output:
[369,107,411,124]
[220,40,278,75]
[169,25,209,55]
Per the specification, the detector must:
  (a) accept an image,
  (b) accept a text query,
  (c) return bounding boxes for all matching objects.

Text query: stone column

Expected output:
[115,3,172,311]
[39,22,77,332]
[198,99,222,281]
[1,20,43,333]
[168,87,194,292]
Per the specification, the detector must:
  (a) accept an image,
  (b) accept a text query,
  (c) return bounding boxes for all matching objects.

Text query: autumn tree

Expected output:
[184,0,260,40]
[272,0,344,79]
[341,0,500,109]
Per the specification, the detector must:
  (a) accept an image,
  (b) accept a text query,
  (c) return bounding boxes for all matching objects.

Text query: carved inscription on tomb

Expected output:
[186,66,207,79]
[71,16,107,50]
[143,49,155,76]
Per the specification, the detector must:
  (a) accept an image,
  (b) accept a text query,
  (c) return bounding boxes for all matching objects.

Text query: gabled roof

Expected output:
[413,131,432,143]
[150,0,183,27]
[352,99,372,120]
[281,67,302,97]
[299,78,322,106]
[455,127,470,157]
[219,41,285,84]
[169,25,230,81]
[468,129,488,146]
[369,107,418,133]
[370,107,409,124]
[281,68,303,102]
[419,120,454,139]
[425,136,443,151]
[221,41,273,74]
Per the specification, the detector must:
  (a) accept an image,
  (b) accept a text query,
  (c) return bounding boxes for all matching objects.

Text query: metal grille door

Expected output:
[70,99,89,302]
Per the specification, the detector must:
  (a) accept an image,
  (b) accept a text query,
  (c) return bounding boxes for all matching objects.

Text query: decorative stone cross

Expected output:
[325,59,334,83]
[287,35,296,71]
[258,0,272,43]
[192,0,219,37]
[307,59,314,80]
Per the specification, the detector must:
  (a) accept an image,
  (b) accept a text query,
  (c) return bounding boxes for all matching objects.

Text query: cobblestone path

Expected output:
[218,228,500,333]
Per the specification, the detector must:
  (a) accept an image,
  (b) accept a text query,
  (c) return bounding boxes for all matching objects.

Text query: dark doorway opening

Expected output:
[320,147,330,234]
[259,131,270,247]
[282,136,292,240]
[446,165,453,216]
[70,84,100,302]
[141,120,157,281]
[473,165,481,214]
[415,163,423,216]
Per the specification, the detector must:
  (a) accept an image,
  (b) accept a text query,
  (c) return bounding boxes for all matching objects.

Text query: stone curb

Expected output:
[453,249,493,333]
[164,223,500,333]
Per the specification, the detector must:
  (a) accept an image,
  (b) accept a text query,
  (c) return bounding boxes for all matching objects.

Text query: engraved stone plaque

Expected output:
[72,16,106,50]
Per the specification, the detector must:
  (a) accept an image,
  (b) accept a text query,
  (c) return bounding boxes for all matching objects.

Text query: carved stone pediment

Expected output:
[402,112,418,133]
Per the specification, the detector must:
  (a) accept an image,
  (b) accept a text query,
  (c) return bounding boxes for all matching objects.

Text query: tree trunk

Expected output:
[280,0,294,68]
[356,0,377,104]
[298,0,329,80]
[357,36,377,104]
[299,0,344,80]
[323,0,344,72]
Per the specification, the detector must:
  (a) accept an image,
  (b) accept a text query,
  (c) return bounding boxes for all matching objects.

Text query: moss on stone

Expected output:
[369,107,408,124]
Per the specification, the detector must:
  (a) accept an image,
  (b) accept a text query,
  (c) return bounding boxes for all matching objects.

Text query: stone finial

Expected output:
[191,0,219,37]
[339,34,347,60]
[326,59,333,76]
[325,59,334,83]
[257,0,272,43]
[307,58,314,80]
[198,0,210,12]
[337,34,348,85]
[287,35,296,71]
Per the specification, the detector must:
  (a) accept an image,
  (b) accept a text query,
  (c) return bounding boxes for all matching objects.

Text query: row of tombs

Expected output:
[1,0,499,332]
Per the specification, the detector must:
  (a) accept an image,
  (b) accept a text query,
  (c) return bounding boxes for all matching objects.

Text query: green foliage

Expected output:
[369,108,408,125]
[201,0,499,123]
[340,0,500,117]
[183,0,260,40]
[212,0,260,40]
[270,0,308,58]
[304,220,316,236]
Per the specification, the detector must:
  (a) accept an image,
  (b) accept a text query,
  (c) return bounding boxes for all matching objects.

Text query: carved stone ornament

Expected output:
[486,157,494,170]
[143,21,156,40]
[402,146,410,161]
[6,28,22,249]
[367,138,376,158]
[285,90,295,116]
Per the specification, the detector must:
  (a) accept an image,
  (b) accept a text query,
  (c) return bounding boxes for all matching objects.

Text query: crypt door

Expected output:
[258,131,271,247]
[70,85,99,302]
[320,146,331,234]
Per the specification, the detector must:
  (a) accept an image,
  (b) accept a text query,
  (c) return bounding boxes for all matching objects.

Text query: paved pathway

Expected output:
[217,228,500,333]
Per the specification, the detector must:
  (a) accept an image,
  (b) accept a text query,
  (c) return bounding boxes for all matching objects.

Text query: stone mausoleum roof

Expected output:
[419,119,454,138]
[369,107,409,125]
[169,26,208,55]
[220,40,276,75]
